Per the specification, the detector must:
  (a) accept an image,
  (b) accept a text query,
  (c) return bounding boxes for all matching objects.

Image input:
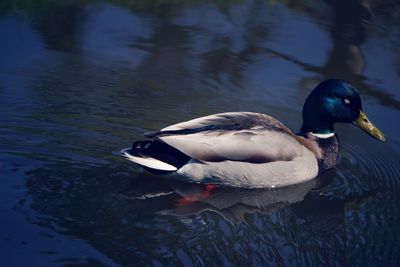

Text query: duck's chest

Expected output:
[316,136,339,172]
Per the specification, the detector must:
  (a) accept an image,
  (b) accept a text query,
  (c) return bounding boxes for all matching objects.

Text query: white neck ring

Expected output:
[308,132,335,139]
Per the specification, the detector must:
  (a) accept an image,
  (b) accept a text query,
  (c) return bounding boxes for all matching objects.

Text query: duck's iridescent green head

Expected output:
[301,79,385,141]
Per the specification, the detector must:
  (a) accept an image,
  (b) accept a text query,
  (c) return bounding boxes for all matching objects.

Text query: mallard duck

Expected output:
[122,79,385,188]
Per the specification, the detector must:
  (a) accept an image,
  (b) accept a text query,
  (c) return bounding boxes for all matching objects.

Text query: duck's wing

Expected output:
[148,112,320,188]
[150,112,288,136]
[149,112,313,163]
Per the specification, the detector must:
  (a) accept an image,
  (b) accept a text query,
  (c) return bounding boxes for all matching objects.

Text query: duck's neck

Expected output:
[300,130,340,172]
[301,122,335,137]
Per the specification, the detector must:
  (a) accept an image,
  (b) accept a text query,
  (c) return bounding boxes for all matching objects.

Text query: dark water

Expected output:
[1,0,400,266]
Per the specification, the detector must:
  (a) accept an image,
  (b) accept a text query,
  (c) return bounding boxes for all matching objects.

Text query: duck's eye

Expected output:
[343,98,351,105]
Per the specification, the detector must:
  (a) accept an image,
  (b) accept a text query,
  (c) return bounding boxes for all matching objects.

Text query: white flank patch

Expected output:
[121,148,177,171]
[309,132,335,139]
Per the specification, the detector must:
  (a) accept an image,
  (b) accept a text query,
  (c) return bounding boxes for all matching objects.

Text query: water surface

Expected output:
[1,0,400,266]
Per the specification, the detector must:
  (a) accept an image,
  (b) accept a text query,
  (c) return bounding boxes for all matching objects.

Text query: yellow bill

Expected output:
[353,111,385,142]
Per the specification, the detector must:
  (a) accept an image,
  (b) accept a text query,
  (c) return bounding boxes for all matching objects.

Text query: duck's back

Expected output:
[145,112,320,188]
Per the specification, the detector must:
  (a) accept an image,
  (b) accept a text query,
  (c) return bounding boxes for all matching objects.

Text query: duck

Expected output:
[122,79,385,188]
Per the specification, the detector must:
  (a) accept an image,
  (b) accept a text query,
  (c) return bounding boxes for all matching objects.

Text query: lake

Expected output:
[1,0,400,266]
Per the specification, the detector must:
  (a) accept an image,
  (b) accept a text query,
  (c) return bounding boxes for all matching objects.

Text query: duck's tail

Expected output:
[122,140,191,174]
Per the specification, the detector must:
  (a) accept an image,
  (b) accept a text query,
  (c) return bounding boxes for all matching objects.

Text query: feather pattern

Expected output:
[146,112,320,188]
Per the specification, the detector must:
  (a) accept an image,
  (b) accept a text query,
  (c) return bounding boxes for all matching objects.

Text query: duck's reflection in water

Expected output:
[118,169,372,223]
[159,180,318,223]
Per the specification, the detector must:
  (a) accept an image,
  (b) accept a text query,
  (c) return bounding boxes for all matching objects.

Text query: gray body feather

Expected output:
[148,112,320,188]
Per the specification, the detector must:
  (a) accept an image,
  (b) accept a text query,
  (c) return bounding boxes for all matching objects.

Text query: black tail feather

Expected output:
[130,140,191,170]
